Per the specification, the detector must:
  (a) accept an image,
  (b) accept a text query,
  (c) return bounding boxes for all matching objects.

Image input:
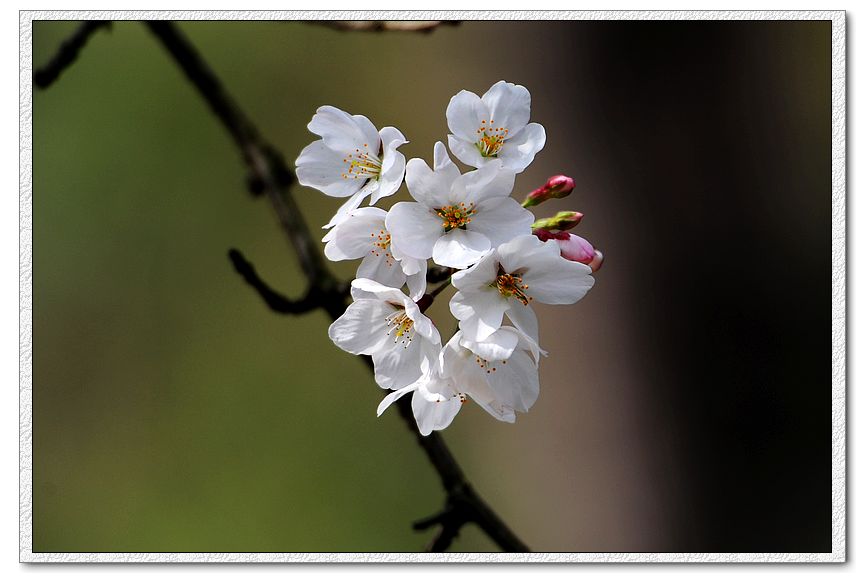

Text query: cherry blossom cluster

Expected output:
[296,81,602,435]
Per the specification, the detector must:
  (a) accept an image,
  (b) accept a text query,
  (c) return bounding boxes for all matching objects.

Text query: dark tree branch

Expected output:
[42,19,527,553]
[33,21,111,88]
[426,265,455,283]
[229,249,340,315]
[146,21,341,315]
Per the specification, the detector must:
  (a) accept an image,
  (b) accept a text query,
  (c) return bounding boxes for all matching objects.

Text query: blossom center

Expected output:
[369,229,394,266]
[475,119,509,158]
[435,202,477,231]
[385,308,415,347]
[492,268,533,305]
[342,143,382,180]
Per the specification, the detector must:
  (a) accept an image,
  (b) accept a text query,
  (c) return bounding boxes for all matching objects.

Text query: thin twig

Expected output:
[146,21,340,310]
[429,279,452,298]
[229,249,335,315]
[426,265,454,283]
[33,21,111,89]
[70,20,524,552]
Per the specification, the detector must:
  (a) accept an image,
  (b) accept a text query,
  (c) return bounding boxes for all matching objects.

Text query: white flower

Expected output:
[385,142,533,269]
[449,234,595,343]
[442,327,544,423]
[323,207,427,300]
[446,80,546,173]
[376,368,464,436]
[296,106,408,228]
[328,279,440,390]
[376,325,543,434]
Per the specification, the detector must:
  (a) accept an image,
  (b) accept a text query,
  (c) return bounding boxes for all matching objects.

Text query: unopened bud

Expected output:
[531,211,584,232]
[534,228,599,268]
[522,175,575,207]
[588,249,604,273]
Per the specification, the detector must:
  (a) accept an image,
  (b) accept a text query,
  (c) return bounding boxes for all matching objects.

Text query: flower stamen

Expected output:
[341,147,382,180]
[369,230,394,266]
[435,202,477,231]
[384,309,415,348]
[492,268,533,305]
[475,119,509,158]
[474,355,498,375]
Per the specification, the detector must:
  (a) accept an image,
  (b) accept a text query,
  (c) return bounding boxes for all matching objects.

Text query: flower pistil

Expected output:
[342,144,382,181]
[492,269,532,305]
[435,202,477,231]
[385,309,415,347]
[475,119,509,157]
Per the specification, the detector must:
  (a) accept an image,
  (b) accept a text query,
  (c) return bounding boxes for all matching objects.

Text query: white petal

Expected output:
[450,289,508,341]
[385,202,442,261]
[350,278,410,304]
[405,269,428,302]
[308,105,379,153]
[296,140,362,198]
[328,299,391,355]
[321,181,379,229]
[432,229,491,269]
[378,126,407,148]
[470,198,534,247]
[521,250,595,305]
[498,123,546,173]
[402,303,441,345]
[357,253,406,289]
[481,81,531,137]
[451,162,515,206]
[432,141,462,184]
[447,134,486,169]
[451,251,499,292]
[506,302,540,347]
[496,234,556,274]
[404,156,457,208]
[371,128,408,205]
[442,333,498,405]
[446,89,489,142]
[397,254,426,276]
[459,326,519,362]
[412,388,461,436]
[376,384,417,417]
[323,207,387,260]
[485,347,540,412]
[372,152,405,206]
[447,325,536,415]
[475,398,517,423]
[372,335,430,390]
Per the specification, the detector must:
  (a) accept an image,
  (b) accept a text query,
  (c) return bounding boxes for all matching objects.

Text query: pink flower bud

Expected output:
[531,211,584,232]
[557,233,595,264]
[588,249,604,273]
[522,175,575,207]
[534,228,599,267]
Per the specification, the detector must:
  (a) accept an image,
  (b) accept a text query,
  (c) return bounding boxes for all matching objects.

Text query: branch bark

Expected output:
[228,249,344,315]
[40,19,529,553]
[33,21,111,88]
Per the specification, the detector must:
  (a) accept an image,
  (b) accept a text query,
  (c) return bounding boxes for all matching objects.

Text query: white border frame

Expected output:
[18,9,846,563]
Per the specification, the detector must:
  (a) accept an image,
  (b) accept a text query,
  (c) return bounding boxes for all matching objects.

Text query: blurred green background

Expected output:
[32,20,832,553]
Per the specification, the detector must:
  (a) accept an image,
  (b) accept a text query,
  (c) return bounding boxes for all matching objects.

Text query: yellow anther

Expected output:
[492,268,532,305]
[435,203,477,231]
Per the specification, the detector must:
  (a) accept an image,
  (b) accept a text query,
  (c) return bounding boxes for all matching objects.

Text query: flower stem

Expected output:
[429,278,452,298]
